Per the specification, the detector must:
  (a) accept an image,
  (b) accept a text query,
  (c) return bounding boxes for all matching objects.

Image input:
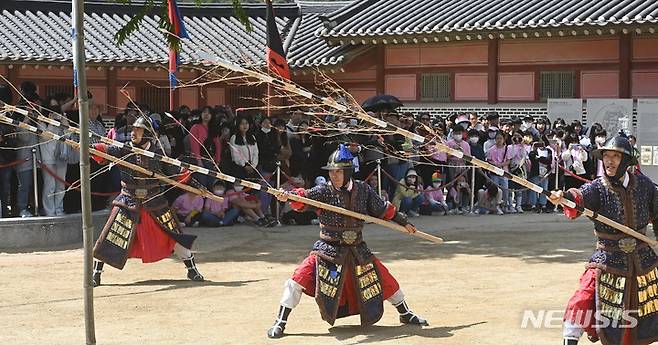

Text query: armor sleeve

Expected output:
[364,182,387,217]
[391,211,409,226]
[289,188,307,211]
[90,143,122,164]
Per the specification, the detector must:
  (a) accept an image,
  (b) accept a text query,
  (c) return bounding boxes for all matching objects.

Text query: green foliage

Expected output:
[111,0,252,51]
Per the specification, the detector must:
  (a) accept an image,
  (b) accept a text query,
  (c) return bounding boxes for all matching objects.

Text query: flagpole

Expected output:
[72,0,96,343]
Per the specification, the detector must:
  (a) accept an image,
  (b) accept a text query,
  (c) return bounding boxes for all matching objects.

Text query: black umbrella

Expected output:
[361,95,403,112]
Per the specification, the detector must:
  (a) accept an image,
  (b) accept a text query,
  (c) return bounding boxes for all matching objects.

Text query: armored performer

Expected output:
[550,136,658,345]
[267,145,428,339]
[91,116,209,287]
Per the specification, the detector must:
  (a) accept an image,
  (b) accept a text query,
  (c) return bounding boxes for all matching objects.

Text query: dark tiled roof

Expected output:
[0,0,300,66]
[319,0,658,39]
[287,1,368,68]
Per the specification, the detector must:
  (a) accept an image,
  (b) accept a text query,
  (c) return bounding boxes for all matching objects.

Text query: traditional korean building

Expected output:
[2,0,658,121]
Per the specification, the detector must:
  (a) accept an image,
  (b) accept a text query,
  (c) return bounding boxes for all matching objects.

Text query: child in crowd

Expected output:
[227,184,276,227]
[367,174,388,202]
[421,171,448,215]
[447,175,471,214]
[200,182,240,227]
[392,169,424,217]
[172,191,204,227]
[475,182,504,215]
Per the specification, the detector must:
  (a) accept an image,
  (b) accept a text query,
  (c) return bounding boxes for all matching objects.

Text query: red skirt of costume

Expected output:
[127,208,177,263]
[292,254,400,317]
[564,268,636,345]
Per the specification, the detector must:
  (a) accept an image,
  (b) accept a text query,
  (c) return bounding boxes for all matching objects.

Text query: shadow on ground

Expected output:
[192,214,601,266]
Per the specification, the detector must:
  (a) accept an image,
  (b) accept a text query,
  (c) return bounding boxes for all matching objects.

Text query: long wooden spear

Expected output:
[194,51,426,143]
[0,110,221,203]
[433,141,658,248]
[2,109,443,245]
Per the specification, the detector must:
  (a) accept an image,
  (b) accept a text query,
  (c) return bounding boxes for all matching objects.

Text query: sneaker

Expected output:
[19,210,33,218]
[237,216,245,224]
[496,207,504,215]
[507,206,517,214]
[516,205,524,213]
[255,218,269,227]
[311,219,320,225]
[408,210,420,217]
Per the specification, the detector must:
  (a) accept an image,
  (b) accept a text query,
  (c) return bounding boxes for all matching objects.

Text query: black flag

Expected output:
[266,0,290,79]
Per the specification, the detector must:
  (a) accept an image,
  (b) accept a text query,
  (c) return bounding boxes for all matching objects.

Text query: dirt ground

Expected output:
[0,213,619,345]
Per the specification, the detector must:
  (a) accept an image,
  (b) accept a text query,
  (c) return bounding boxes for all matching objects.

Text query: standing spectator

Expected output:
[189,106,222,188]
[40,104,69,216]
[229,116,259,179]
[486,131,512,212]
[0,84,16,217]
[255,117,280,215]
[445,125,471,186]
[392,169,424,217]
[561,133,588,190]
[507,131,528,213]
[86,94,109,211]
[15,113,39,217]
[483,126,498,153]
[528,141,553,213]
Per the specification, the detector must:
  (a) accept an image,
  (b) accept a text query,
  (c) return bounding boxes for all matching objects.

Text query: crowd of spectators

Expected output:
[0,81,638,228]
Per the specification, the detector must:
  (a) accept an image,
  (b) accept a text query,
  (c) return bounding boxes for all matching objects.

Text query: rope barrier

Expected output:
[558,164,592,184]
[38,161,119,197]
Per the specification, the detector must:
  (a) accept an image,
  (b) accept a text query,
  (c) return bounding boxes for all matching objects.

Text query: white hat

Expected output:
[315,176,327,186]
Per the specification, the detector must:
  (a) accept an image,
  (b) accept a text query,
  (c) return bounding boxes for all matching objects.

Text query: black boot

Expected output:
[395,300,428,326]
[563,339,578,345]
[267,305,291,339]
[183,255,204,282]
[92,261,104,287]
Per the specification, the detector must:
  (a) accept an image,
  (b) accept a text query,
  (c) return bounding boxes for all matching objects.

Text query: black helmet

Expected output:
[591,136,636,179]
[322,144,354,171]
[132,115,154,134]
[591,136,634,162]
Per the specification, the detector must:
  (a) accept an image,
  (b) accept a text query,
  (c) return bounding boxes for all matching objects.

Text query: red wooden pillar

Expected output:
[107,67,117,116]
[376,45,385,95]
[487,38,499,104]
[619,33,631,98]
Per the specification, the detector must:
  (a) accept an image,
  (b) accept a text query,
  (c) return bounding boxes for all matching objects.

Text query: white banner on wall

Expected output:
[586,99,633,135]
[547,99,582,124]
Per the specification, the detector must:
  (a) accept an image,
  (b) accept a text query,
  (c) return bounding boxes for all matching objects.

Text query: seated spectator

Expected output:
[200,182,240,227]
[392,168,424,217]
[447,175,471,214]
[475,183,503,215]
[227,184,274,227]
[172,191,204,227]
[366,174,388,202]
[280,176,318,226]
[421,171,448,215]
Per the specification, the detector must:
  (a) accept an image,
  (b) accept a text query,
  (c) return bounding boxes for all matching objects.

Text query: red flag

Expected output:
[265,0,290,79]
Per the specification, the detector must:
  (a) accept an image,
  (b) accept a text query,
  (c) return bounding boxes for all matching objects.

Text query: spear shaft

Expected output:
[8,110,442,245]
[434,141,658,248]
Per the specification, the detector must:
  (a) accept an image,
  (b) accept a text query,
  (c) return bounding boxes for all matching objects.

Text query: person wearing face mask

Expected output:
[392,169,424,217]
[445,125,471,185]
[422,171,448,215]
[562,133,589,189]
[508,131,529,213]
[226,183,275,227]
[591,130,608,179]
[255,117,281,216]
[484,126,498,153]
[527,141,553,213]
[550,136,658,345]
[467,129,485,160]
[198,182,241,227]
[486,131,513,212]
